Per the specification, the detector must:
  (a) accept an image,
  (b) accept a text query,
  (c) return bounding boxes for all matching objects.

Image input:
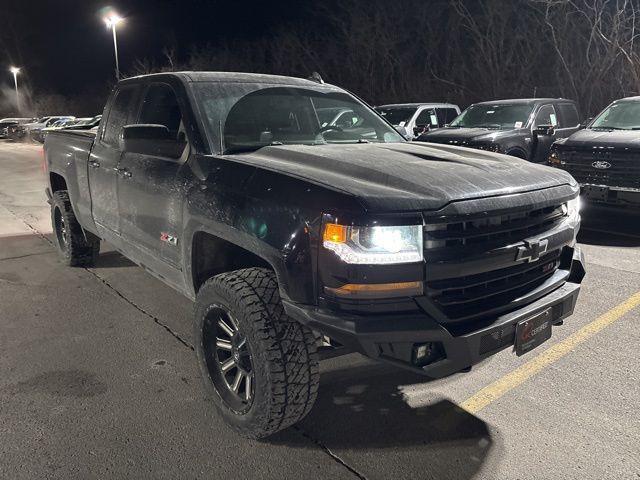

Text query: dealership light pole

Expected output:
[104,13,123,80]
[10,66,20,113]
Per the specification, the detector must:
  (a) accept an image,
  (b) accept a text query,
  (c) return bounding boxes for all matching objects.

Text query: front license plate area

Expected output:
[514,308,553,356]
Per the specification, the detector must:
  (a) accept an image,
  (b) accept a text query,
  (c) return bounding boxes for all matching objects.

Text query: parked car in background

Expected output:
[39,118,84,143]
[375,103,460,139]
[549,96,640,208]
[30,116,75,143]
[0,118,34,139]
[64,115,102,130]
[418,98,581,162]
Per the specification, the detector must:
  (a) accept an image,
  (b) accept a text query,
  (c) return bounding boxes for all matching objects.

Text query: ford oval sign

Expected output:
[592,160,612,169]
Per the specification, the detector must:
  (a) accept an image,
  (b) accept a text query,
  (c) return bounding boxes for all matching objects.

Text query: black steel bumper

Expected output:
[284,247,585,378]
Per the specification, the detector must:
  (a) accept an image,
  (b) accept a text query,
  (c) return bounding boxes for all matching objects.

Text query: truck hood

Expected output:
[223,142,575,212]
[420,127,521,145]
[556,128,640,150]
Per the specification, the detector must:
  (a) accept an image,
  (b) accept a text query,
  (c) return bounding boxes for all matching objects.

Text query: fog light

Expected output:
[412,342,444,367]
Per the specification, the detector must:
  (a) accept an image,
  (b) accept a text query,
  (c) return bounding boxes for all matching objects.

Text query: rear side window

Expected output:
[138,84,183,140]
[103,86,138,146]
[556,103,580,127]
[437,108,459,125]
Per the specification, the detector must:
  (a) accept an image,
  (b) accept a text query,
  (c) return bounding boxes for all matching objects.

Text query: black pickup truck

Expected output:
[419,98,581,162]
[549,96,640,208]
[44,72,585,438]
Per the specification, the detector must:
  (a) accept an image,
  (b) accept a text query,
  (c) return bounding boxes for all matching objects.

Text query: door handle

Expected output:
[89,161,100,168]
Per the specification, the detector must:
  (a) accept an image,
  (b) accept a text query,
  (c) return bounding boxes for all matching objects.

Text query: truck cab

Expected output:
[375,103,460,139]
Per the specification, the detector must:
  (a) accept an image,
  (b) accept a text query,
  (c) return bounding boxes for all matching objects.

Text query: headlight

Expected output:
[548,150,564,166]
[323,223,423,264]
[566,196,581,218]
[471,143,501,153]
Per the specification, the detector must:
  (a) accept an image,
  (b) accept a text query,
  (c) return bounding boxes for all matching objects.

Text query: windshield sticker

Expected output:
[430,114,438,125]
[487,110,495,114]
[550,113,558,126]
[398,121,406,127]
[514,121,523,128]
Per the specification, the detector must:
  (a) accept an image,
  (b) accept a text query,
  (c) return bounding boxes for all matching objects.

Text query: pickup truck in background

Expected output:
[419,98,582,162]
[44,72,585,438]
[375,103,460,139]
[549,96,640,208]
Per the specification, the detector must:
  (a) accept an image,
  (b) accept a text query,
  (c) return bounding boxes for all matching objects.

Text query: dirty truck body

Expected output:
[44,72,585,437]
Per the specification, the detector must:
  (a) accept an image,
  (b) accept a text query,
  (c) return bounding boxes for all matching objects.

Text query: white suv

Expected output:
[376,103,460,140]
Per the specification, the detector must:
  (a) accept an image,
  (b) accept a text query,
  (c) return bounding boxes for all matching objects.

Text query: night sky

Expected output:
[0,0,309,95]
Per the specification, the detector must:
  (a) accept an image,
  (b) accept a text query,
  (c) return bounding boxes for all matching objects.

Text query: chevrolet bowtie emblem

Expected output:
[516,238,549,262]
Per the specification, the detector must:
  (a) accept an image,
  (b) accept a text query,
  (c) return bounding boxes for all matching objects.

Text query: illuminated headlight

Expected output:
[548,150,564,166]
[566,196,581,218]
[323,223,423,264]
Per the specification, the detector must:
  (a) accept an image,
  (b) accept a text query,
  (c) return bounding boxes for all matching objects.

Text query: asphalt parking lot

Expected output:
[0,141,638,480]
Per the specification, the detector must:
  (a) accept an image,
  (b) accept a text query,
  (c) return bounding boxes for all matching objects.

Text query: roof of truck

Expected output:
[473,98,575,105]
[124,71,328,87]
[377,103,459,109]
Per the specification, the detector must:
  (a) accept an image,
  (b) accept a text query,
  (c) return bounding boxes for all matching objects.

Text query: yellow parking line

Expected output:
[461,291,640,414]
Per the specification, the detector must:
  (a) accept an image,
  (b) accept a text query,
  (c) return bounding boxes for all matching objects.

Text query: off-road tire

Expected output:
[194,267,319,438]
[51,190,100,267]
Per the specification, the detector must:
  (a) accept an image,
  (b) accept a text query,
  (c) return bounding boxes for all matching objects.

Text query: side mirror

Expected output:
[122,124,185,158]
[533,125,555,136]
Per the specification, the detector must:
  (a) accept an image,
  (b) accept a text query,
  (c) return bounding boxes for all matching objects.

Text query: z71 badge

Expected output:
[160,232,178,246]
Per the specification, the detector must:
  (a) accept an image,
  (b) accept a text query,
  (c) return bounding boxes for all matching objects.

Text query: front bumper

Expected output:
[582,184,640,208]
[284,246,585,378]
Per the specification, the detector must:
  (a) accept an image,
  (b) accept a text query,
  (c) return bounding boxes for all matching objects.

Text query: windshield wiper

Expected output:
[591,126,626,130]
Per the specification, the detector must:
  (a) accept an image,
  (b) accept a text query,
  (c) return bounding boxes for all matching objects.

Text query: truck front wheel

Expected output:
[193,267,319,438]
[51,190,100,267]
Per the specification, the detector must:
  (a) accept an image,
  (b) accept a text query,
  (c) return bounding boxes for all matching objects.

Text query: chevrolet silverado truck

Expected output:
[419,98,581,162]
[44,72,585,438]
[549,96,640,208]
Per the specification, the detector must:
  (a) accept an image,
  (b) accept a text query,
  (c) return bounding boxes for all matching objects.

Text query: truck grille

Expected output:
[426,251,561,321]
[558,148,640,189]
[424,203,567,322]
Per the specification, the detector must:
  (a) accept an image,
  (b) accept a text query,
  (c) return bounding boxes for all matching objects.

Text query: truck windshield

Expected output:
[193,83,404,153]
[449,104,533,129]
[375,107,417,125]
[590,101,640,130]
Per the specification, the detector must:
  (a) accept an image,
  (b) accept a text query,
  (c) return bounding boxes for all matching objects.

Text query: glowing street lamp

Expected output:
[104,13,123,79]
[9,67,20,112]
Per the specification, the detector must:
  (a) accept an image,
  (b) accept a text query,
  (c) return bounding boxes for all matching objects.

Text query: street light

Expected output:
[104,13,123,80]
[9,67,20,113]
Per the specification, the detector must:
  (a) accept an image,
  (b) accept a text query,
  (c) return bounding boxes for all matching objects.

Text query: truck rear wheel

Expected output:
[193,267,319,438]
[51,190,100,267]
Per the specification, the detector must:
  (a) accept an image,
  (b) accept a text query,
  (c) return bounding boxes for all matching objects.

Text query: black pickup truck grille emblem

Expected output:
[516,238,549,262]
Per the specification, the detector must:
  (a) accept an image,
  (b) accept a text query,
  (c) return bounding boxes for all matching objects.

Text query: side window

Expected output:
[415,108,438,126]
[138,84,184,141]
[437,108,459,126]
[535,105,558,127]
[103,86,137,146]
[556,103,580,128]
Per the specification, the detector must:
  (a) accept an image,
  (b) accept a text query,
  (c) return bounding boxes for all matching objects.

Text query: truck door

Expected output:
[554,103,581,139]
[531,104,558,163]
[88,84,140,243]
[116,83,186,278]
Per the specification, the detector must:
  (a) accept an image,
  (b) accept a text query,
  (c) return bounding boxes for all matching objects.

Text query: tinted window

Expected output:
[103,86,137,145]
[415,108,438,127]
[535,105,558,127]
[450,104,533,129]
[556,103,579,127]
[437,108,459,125]
[139,84,183,140]
[376,107,417,125]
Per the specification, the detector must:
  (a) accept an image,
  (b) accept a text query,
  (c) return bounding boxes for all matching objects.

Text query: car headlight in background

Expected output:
[470,143,502,153]
[323,223,423,264]
[548,150,565,166]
